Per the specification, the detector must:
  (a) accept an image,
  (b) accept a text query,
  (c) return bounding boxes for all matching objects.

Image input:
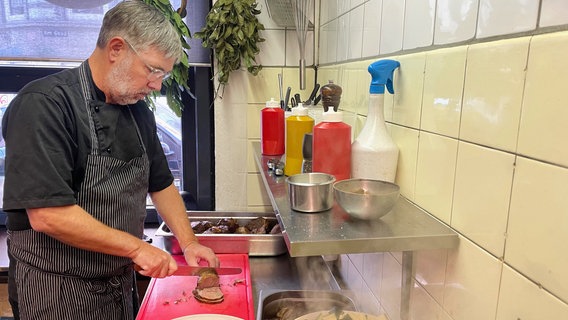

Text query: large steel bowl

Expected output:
[296,310,387,320]
[333,179,400,220]
[286,173,336,212]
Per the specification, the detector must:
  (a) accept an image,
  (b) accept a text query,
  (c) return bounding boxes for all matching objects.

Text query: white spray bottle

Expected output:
[351,59,400,182]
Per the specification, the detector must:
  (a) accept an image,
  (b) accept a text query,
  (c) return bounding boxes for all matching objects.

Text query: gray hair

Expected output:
[97,0,183,63]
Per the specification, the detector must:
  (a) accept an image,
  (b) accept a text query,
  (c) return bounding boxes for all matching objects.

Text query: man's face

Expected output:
[106,42,176,105]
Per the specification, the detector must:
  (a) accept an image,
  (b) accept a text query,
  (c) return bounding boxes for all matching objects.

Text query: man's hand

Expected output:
[131,241,178,278]
[183,241,219,267]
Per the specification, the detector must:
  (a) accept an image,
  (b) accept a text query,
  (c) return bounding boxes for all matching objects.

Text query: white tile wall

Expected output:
[215,1,568,319]
[392,53,425,129]
[540,0,568,27]
[347,5,364,60]
[444,237,502,320]
[421,46,466,138]
[402,0,435,50]
[414,249,449,304]
[336,11,350,61]
[414,132,458,224]
[379,0,405,54]
[433,0,478,45]
[518,32,568,167]
[320,19,338,64]
[451,142,514,257]
[506,157,568,302]
[496,265,568,319]
[362,0,382,58]
[477,0,539,38]
[460,37,529,152]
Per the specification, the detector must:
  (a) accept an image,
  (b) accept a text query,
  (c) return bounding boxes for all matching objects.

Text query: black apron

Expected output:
[8,62,150,320]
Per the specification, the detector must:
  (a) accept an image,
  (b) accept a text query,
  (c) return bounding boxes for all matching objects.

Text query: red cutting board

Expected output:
[136,254,254,320]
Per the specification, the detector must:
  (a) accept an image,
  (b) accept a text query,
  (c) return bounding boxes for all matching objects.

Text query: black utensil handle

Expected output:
[309,84,320,102]
[313,94,321,105]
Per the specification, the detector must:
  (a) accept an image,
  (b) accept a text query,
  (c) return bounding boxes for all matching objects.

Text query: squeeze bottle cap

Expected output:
[369,59,400,94]
[290,103,308,115]
[265,98,280,108]
[322,109,343,122]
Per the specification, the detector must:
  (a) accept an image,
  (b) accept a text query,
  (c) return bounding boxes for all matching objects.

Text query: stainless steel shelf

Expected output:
[253,141,459,320]
[253,142,458,257]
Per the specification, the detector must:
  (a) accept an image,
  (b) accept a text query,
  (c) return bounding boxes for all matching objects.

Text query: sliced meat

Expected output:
[193,287,224,304]
[193,267,224,304]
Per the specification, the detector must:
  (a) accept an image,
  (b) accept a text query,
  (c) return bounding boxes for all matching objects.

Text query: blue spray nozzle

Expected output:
[368,59,400,94]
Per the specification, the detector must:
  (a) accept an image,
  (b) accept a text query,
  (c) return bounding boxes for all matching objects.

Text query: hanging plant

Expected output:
[143,0,190,116]
[194,0,265,97]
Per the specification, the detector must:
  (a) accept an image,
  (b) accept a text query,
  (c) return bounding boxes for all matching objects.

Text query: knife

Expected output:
[173,265,242,276]
[284,86,291,110]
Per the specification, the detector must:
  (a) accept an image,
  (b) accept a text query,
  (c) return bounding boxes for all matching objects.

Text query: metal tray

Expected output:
[154,211,287,256]
[257,289,357,320]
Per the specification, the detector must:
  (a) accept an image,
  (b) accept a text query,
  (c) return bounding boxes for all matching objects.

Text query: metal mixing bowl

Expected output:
[286,173,336,212]
[333,179,400,220]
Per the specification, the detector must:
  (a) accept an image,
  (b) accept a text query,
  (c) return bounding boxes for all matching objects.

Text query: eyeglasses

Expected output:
[124,39,171,81]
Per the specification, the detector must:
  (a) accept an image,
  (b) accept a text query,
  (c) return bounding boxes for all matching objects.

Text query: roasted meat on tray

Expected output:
[163,217,280,235]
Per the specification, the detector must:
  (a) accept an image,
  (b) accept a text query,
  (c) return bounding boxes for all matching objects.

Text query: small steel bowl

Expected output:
[333,179,400,220]
[286,173,336,212]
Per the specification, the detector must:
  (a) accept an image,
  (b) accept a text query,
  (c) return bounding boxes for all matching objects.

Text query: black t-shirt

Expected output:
[1,62,173,215]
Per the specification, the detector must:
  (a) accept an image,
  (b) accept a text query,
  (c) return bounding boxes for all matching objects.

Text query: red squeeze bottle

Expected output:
[261,98,285,155]
[312,112,351,181]
[312,82,352,181]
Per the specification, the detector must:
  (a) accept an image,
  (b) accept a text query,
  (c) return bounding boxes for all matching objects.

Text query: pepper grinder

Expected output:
[321,80,342,112]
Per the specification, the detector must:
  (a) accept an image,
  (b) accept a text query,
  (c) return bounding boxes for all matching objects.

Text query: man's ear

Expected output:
[108,37,127,61]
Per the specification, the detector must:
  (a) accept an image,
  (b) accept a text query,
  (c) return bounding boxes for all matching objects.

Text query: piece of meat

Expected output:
[245,217,270,234]
[191,221,213,234]
[216,218,239,233]
[202,225,230,234]
[193,267,224,304]
[195,268,220,290]
[269,223,282,234]
[235,226,251,234]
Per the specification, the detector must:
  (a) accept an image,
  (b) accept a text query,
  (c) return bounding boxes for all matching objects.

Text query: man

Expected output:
[1,1,218,319]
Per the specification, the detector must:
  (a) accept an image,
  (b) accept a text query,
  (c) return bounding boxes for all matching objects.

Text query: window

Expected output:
[0,93,183,207]
[0,0,214,218]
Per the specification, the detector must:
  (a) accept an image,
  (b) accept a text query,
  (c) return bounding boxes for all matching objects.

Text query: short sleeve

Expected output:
[2,91,78,210]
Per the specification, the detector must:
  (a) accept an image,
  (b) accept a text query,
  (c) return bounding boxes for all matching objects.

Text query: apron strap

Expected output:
[78,62,100,155]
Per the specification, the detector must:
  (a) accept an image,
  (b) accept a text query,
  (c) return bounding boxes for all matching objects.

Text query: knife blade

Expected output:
[172,265,242,276]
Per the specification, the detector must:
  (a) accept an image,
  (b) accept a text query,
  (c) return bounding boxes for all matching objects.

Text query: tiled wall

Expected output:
[214,0,568,319]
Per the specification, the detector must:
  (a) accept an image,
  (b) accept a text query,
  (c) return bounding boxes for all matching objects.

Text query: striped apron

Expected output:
[8,62,150,320]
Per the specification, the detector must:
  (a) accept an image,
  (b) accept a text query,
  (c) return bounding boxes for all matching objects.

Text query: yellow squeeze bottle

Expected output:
[285,103,314,176]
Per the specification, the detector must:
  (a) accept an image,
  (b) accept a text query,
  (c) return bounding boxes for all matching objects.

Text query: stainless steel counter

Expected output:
[252,141,459,320]
[252,142,458,257]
